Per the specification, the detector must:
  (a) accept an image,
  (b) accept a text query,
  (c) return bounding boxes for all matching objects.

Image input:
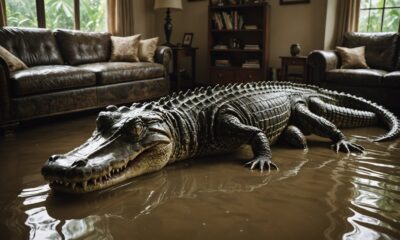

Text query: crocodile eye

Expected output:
[132,122,144,138]
[96,113,112,131]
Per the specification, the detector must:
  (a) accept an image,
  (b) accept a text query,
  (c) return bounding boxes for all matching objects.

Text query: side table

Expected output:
[279,56,308,83]
[170,46,198,91]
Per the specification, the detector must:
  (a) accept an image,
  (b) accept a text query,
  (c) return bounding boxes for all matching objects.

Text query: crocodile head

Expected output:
[41,105,173,193]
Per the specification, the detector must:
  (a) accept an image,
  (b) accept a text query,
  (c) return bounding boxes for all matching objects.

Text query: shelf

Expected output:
[211,29,262,32]
[210,49,262,53]
[211,66,262,70]
[209,3,266,10]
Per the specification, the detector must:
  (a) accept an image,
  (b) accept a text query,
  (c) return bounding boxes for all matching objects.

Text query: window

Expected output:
[4,0,107,32]
[5,0,38,28]
[359,0,400,32]
[80,0,107,32]
[45,0,74,29]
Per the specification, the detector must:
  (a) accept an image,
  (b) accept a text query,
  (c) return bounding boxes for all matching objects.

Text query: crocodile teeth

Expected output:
[71,183,76,189]
[93,179,97,185]
[82,181,87,190]
[65,182,69,187]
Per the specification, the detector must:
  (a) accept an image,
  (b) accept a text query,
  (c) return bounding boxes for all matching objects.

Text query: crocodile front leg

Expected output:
[294,104,364,153]
[216,112,278,171]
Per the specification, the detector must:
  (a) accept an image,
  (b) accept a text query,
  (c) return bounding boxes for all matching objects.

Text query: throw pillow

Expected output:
[336,46,369,69]
[0,46,28,72]
[110,34,141,62]
[139,37,159,63]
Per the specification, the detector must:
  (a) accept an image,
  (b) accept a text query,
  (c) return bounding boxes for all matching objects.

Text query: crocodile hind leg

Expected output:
[281,125,308,150]
[294,104,364,153]
[216,112,278,172]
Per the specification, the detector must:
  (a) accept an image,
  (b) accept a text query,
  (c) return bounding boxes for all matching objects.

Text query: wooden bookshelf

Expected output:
[208,1,270,84]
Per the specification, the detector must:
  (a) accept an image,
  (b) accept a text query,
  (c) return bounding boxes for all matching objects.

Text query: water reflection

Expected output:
[4,129,400,240]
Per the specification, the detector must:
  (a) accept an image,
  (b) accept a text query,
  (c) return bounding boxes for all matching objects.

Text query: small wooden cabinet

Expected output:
[208,1,270,85]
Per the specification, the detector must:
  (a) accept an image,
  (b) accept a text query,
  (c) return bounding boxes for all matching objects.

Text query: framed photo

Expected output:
[182,33,194,47]
[280,0,310,5]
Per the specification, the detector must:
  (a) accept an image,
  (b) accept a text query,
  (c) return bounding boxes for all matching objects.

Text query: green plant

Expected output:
[359,0,400,32]
[5,0,106,32]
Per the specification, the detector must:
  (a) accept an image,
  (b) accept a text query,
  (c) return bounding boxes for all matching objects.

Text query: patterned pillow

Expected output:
[336,46,369,69]
[110,34,141,62]
[0,46,28,72]
[139,37,159,63]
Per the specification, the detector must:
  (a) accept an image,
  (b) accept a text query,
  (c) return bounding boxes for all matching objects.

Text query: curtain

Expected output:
[107,0,135,36]
[0,0,6,27]
[335,0,361,46]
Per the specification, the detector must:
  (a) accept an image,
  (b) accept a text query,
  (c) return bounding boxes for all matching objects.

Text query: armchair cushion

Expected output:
[78,62,164,85]
[326,69,386,87]
[343,32,397,71]
[10,65,96,97]
[336,46,369,69]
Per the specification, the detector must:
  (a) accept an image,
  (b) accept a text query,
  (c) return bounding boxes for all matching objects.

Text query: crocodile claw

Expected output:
[245,157,278,172]
[332,140,364,154]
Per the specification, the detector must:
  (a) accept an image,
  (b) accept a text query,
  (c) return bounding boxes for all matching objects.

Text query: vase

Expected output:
[290,43,301,56]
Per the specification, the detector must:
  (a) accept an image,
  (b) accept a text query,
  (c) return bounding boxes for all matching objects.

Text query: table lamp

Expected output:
[154,0,183,46]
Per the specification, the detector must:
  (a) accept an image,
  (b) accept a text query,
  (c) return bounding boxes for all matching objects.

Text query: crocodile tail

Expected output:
[309,97,378,128]
[321,90,400,142]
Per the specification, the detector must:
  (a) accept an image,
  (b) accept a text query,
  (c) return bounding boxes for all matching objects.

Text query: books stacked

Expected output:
[243,25,258,30]
[213,44,228,50]
[242,59,260,69]
[213,11,244,30]
[215,59,231,67]
[243,44,260,50]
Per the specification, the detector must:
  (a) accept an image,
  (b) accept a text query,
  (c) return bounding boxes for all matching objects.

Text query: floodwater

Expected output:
[0,114,399,240]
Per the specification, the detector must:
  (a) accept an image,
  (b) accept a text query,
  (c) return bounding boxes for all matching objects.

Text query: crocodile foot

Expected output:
[332,139,364,154]
[245,156,278,172]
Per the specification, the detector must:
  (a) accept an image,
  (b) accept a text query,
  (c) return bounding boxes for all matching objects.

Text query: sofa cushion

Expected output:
[343,32,397,71]
[78,62,164,85]
[336,46,369,69]
[0,27,63,67]
[54,29,111,65]
[382,72,400,87]
[326,69,386,87]
[10,65,96,97]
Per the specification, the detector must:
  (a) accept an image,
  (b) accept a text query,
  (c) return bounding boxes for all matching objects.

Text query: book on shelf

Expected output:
[213,44,229,50]
[242,59,260,69]
[213,11,243,30]
[215,59,231,67]
[244,25,258,30]
[243,44,260,50]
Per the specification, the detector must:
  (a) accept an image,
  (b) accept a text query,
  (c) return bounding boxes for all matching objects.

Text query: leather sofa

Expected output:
[308,32,400,114]
[0,27,172,130]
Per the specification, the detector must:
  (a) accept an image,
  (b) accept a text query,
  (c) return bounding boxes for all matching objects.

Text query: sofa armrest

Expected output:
[155,46,172,74]
[308,50,339,85]
[0,56,11,123]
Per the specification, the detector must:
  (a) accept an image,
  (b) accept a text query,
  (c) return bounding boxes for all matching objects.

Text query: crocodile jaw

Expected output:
[43,142,173,193]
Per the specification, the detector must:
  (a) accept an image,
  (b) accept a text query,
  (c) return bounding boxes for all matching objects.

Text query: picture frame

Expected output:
[280,0,310,5]
[182,33,194,47]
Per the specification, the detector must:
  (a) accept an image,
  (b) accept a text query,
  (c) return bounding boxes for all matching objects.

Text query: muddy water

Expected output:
[0,115,399,240]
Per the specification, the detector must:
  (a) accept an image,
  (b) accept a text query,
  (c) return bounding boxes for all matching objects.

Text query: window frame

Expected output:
[359,0,400,32]
[6,0,104,31]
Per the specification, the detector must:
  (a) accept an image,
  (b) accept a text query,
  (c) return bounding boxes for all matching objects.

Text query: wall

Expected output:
[268,0,327,68]
[133,0,156,38]
[155,0,209,84]
[149,0,329,83]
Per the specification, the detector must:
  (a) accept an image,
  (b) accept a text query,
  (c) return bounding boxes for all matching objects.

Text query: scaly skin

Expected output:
[41,81,400,193]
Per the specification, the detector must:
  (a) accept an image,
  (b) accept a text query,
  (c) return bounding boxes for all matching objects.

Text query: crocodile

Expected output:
[41,81,400,193]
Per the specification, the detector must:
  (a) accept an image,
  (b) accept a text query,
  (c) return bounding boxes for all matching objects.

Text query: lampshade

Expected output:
[154,0,183,10]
